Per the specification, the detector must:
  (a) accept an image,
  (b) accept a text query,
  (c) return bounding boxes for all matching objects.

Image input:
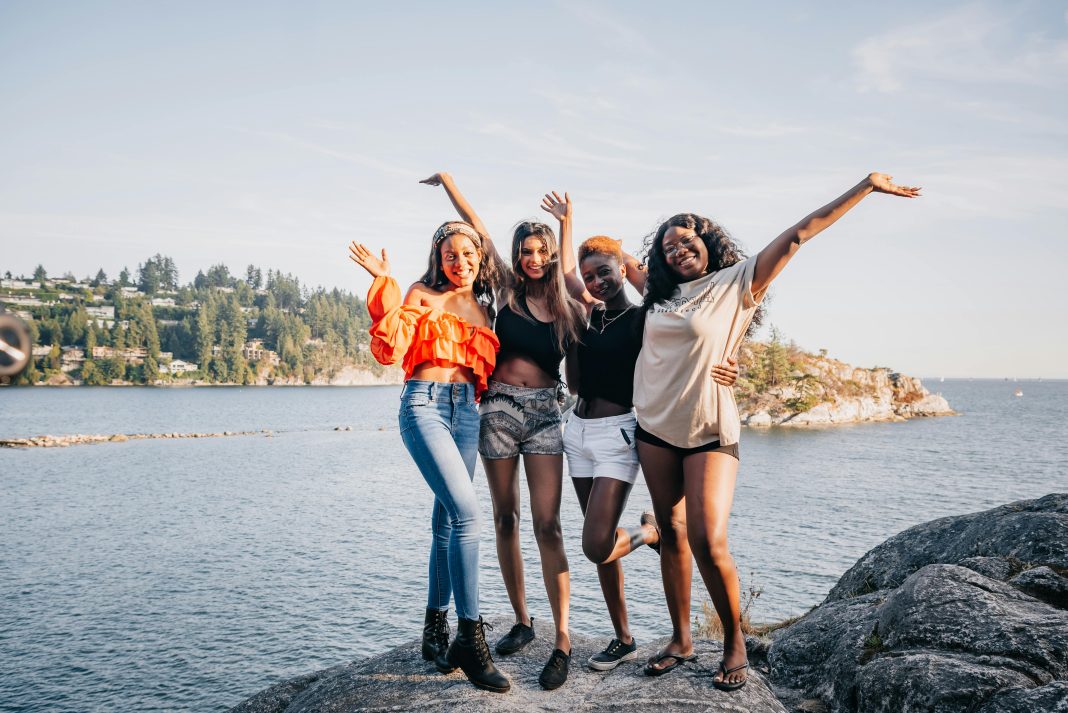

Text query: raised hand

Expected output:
[867,173,921,198]
[348,241,390,278]
[540,191,572,222]
[419,172,450,187]
[710,356,739,386]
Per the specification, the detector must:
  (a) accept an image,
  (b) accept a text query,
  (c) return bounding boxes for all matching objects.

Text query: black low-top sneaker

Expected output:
[587,637,638,671]
[495,617,535,655]
[539,648,571,690]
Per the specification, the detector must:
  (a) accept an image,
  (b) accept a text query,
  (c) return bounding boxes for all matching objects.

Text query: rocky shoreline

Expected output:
[229,494,1068,713]
[0,430,268,448]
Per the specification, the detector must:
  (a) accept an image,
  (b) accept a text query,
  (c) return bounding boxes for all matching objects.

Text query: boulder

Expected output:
[768,494,1068,713]
[229,618,786,712]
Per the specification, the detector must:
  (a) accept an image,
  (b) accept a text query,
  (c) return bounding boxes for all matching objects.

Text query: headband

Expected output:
[433,222,481,246]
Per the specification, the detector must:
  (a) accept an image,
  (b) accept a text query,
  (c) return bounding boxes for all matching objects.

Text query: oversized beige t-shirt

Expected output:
[633,256,761,448]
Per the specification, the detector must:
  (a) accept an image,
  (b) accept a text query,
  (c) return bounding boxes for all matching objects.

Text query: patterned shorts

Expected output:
[478,380,564,459]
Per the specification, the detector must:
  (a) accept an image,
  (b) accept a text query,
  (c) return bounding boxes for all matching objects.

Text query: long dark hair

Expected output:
[504,221,585,352]
[641,213,764,334]
[419,221,503,319]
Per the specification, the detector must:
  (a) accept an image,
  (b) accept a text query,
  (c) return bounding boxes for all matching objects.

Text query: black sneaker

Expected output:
[495,617,535,655]
[539,648,571,690]
[587,637,638,671]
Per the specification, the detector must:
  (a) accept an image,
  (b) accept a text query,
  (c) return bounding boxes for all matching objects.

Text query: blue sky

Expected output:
[1,1,1066,377]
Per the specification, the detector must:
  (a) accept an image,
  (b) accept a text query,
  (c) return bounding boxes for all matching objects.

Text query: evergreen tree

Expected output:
[46,343,61,373]
[33,264,47,283]
[91,268,108,287]
[143,354,159,383]
[118,267,131,287]
[246,265,263,290]
[763,326,791,387]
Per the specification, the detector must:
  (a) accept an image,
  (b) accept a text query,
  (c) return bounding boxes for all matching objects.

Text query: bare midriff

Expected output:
[492,353,557,389]
[410,362,478,385]
[574,396,630,419]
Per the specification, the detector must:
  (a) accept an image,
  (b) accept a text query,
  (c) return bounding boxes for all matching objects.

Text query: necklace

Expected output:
[591,305,633,335]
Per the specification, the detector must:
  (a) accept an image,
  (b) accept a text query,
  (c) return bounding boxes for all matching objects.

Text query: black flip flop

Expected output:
[640,511,661,555]
[643,650,697,677]
[712,660,749,691]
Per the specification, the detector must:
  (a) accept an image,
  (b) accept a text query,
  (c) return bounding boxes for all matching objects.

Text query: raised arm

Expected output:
[421,171,509,283]
[752,173,920,299]
[621,250,647,293]
[541,191,596,307]
[420,172,490,239]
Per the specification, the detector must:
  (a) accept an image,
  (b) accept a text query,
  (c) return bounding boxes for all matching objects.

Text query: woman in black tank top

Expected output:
[544,192,740,672]
[423,173,586,690]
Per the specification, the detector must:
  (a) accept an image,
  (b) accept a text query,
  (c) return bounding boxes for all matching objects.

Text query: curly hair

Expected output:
[418,221,503,319]
[578,235,623,264]
[504,221,586,353]
[641,213,764,334]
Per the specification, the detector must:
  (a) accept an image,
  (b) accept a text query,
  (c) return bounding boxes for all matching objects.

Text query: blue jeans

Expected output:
[398,380,482,620]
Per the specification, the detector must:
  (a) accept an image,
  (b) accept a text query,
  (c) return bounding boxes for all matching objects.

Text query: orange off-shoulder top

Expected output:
[367,275,499,397]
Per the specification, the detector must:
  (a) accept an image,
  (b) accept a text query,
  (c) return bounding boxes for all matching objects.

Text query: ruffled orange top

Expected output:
[367,276,499,397]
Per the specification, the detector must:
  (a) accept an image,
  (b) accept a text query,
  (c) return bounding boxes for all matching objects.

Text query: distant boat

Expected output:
[1014,389,1023,397]
[939,377,945,382]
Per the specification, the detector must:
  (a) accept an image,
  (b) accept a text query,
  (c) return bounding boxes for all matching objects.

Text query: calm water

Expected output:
[1,381,1065,712]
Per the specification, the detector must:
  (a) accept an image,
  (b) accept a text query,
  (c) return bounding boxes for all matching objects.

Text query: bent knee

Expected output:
[582,537,613,564]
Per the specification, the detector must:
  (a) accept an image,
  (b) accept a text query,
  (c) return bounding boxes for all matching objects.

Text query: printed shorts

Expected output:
[563,412,640,484]
[478,380,564,458]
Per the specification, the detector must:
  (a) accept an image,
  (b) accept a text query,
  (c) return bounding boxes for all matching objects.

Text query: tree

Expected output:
[118,267,131,287]
[143,354,159,383]
[46,343,61,373]
[137,257,162,295]
[17,354,39,384]
[246,264,263,290]
[86,322,98,353]
[81,360,108,386]
[763,326,791,388]
[91,268,108,287]
[33,264,47,283]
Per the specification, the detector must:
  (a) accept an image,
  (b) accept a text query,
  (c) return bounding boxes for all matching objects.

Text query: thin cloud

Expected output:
[854,4,1068,93]
[242,129,413,177]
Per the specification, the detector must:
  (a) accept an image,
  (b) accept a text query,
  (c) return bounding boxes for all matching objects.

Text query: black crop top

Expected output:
[495,299,568,381]
[576,307,642,408]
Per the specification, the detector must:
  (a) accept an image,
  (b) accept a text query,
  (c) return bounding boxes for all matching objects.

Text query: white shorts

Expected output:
[563,412,640,484]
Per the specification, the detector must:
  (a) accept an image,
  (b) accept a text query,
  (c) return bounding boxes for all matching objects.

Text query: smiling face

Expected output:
[661,225,709,281]
[518,236,551,281]
[438,234,482,288]
[580,253,626,302]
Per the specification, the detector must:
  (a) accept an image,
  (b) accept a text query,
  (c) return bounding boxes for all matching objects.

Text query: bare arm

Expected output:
[542,191,597,308]
[621,250,647,293]
[752,173,920,299]
[421,171,510,284]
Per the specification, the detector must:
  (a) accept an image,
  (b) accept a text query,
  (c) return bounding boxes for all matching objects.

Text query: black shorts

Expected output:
[634,424,739,460]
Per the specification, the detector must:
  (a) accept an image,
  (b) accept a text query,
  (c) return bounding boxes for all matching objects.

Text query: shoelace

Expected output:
[434,617,449,646]
[605,639,624,656]
[476,620,494,665]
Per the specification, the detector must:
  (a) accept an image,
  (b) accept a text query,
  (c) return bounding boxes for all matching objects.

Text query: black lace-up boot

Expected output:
[421,608,450,662]
[435,617,511,693]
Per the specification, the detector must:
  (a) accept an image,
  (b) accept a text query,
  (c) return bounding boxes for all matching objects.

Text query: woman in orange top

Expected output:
[348,217,510,693]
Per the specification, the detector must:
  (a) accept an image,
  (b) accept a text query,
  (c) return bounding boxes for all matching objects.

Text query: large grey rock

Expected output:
[769,494,1068,713]
[826,494,1068,602]
[230,618,786,712]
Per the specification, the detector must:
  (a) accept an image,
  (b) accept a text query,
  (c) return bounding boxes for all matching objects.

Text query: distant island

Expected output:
[1,258,953,425]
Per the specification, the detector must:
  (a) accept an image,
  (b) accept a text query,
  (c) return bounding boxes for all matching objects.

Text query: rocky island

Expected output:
[229,494,1066,712]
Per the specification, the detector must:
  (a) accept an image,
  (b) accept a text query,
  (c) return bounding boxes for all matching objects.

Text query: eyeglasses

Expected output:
[663,235,698,257]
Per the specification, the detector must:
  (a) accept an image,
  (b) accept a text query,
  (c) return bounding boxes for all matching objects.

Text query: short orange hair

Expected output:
[578,235,623,263]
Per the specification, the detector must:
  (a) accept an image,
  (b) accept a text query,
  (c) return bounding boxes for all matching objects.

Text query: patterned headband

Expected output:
[433,222,481,246]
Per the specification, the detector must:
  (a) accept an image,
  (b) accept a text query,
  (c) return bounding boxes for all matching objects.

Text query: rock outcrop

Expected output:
[767,494,1068,712]
[229,495,1068,713]
[739,350,954,427]
[230,619,786,712]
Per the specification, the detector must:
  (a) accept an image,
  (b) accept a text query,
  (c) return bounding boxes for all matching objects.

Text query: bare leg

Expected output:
[483,455,529,626]
[637,440,691,670]
[682,451,747,687]
[524,453,570,652]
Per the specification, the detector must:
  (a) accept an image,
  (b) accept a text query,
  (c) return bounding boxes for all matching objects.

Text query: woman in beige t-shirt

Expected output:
[634,173,921,690]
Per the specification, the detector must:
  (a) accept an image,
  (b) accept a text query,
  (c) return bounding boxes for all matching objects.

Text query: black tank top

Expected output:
[576,307,642,408]
[495,299,568,381]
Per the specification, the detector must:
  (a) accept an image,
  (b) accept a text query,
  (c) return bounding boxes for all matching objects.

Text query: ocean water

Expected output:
[1,380,1065,712]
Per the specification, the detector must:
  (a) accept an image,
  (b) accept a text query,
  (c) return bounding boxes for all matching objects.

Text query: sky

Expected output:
[1,1,1066,378]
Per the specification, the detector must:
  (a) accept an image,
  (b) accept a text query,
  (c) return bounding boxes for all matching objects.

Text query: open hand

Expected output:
[867,173,921,198]
[710,356,739,386]
[419,172,450,187]
[540,191,572,222]
[348,242,390,278]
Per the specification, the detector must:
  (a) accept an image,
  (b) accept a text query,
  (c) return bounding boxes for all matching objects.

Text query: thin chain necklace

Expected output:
[591,305,633,334]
